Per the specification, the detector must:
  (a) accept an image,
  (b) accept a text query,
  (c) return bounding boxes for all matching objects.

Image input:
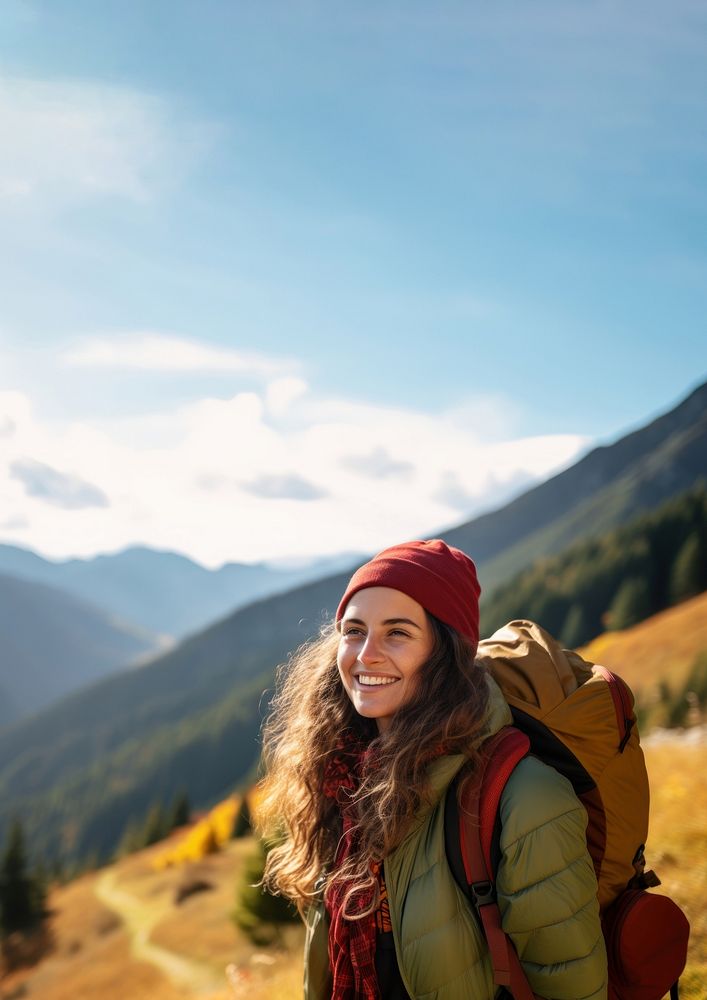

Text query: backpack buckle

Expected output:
[471,880,496,908]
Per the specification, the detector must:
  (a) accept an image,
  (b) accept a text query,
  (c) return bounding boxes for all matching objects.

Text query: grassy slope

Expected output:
[579,596,707,997]
[1,833,304,1000]
[644,737,707,1000]
[578,591,707,702]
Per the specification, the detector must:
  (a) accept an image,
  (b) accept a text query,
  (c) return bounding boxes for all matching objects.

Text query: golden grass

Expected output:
[145,837,305,993]
[579,592,707,699]
[0,867,184,1000]
[644,738,707,1000]
[225,957,304,1000]
[0,834,305,1000]
[580,597,707,997]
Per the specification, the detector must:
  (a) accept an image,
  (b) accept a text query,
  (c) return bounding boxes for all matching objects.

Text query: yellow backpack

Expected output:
[460,620,690,1000]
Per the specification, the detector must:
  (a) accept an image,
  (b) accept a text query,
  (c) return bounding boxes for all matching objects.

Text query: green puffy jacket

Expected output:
[304,678,608,999]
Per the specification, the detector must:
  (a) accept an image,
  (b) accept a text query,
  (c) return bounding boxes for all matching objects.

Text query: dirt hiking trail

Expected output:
[94,868,225,996]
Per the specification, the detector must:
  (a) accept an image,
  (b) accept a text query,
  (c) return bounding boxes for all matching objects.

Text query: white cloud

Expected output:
[0,379,589,567]
[340,446,414,480]
[0,73,212,209]
[10,457,109,509]
[241,473,327,501]
[265,376,309,416]
[0,514,28,530]
[0,415,16,438]
[0,390,32,425]
[62,333,298,377]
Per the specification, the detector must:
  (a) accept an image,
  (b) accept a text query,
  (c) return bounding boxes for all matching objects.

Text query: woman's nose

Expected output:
[359,635,384,664]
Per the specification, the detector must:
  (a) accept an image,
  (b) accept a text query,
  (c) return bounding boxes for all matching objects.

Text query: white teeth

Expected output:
[356,675,398,686]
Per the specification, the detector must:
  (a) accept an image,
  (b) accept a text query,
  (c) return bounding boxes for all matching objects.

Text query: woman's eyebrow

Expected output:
[342,616,422,629]
[383,617,421,628]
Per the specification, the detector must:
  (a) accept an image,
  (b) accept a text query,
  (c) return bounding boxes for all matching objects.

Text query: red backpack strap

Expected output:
[459,726,538,1000]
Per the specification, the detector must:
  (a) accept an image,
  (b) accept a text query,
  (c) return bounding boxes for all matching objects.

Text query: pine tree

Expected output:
[668,533,704,605]
[168,790,191,831]
[684,650,707,710]
[232,839,297,944]
[559,604,589,649]
[607,577,652,630]
[232,796,252,839]
[115,818,143,858]
[31,858,49,918]
[143,801,170,846]
[0,819,45,937]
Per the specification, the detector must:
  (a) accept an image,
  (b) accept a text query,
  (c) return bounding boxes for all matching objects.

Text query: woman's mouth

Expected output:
[355,673,399,687]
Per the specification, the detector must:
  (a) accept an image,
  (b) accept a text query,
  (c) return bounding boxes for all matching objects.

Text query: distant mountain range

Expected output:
[0,544,364,640]
[0,572,163,727]
[1,377,705,866]
[0,544,362,728]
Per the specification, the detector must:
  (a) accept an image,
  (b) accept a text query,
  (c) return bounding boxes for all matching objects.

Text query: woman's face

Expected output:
[337,586,435,733]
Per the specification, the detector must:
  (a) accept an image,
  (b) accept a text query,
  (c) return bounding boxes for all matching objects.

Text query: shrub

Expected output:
[0,820,46,938]
[232,839,298,945]
[665,650,707,728]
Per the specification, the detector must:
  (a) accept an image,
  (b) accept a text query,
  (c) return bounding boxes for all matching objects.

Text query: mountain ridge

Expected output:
[0,542,363,640]
[444,379,707,590]
[0,571,163,727]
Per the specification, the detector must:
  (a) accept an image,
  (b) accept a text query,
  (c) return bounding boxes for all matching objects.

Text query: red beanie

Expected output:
[336,539,481,651]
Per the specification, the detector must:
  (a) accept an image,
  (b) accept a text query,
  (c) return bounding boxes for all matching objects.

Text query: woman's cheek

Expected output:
[336,656,352,699]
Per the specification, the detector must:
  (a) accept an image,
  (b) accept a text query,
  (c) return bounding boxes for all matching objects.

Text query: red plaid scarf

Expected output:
[322,732,381,1000]
[322,733,447,999]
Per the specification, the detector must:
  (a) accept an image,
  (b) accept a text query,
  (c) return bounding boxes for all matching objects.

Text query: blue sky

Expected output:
[0,1,706,565]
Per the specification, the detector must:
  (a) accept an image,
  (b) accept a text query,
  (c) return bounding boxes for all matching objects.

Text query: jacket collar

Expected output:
[404,673,512,832]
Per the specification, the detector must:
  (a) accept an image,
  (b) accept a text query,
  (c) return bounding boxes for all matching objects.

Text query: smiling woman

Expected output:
[258,540,608,1000]
[336,587,435,732]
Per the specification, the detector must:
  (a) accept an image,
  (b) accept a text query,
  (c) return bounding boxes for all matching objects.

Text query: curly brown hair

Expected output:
[258,613,490,917]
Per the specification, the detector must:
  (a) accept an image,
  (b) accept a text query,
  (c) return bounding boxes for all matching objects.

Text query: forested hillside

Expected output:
[480,484,707,646]
[445,378,707,590]
[0,570,349,868]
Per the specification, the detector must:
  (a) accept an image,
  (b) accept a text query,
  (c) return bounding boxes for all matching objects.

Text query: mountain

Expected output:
[0,544,364,640]
[444,378,707,593]
[0,378,705,866]
[478,484,707,647]
[0,572,163,727]
[0,570,348,864]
